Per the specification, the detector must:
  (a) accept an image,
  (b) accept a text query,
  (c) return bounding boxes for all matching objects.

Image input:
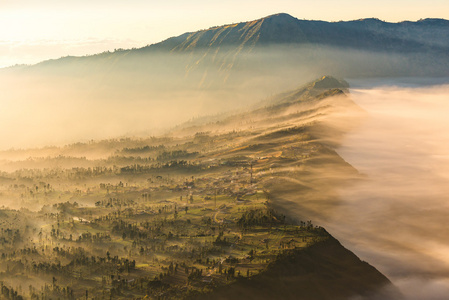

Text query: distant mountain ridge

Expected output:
[1,13,448,114]
[23,13,448,81]
[146,13,449,53]
[10,12,448,71]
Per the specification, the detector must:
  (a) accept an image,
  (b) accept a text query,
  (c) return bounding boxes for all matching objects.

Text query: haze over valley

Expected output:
[0,9,448,300]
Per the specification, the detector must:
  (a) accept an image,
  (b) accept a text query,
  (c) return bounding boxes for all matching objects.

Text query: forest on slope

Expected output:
[0,77,401,299]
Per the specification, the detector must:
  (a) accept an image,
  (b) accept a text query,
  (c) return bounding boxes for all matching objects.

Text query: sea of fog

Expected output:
[328,79,449,300]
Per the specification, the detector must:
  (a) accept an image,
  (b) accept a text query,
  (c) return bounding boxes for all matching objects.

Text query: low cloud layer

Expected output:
[330,82,449,299]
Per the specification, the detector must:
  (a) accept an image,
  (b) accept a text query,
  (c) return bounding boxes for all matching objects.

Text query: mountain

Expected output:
[0,13,448,143]
[140,13,449,83]
[0,76,401,299]
[6,12,449,80]
[148,13,449,53]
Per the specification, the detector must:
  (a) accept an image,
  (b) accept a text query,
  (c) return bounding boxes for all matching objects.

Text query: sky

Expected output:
[1,0,448,68]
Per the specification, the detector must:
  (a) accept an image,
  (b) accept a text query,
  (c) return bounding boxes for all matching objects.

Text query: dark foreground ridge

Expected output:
[194,236,402,300]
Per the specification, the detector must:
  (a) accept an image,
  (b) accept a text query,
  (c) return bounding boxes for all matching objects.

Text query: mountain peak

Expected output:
[267,76,349,106]
[356,17,384,22]
[311,76,349,89]
[417,18,449,25]
[263,13,296,20]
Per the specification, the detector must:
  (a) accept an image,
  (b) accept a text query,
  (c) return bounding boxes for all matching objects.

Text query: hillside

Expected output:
[0,77,399,299]
[0,14,447,150]
[2,13,448,87]
[150,13,449,53]
[195,237,400,300]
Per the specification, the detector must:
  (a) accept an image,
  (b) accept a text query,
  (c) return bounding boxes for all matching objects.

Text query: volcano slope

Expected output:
[2,13,448,150]
[0,76,400,299]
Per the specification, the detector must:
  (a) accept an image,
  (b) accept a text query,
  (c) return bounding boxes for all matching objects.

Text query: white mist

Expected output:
[334,81,449,299]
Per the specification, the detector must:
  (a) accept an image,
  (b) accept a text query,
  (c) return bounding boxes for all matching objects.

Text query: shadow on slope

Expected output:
[193,236,401,300]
